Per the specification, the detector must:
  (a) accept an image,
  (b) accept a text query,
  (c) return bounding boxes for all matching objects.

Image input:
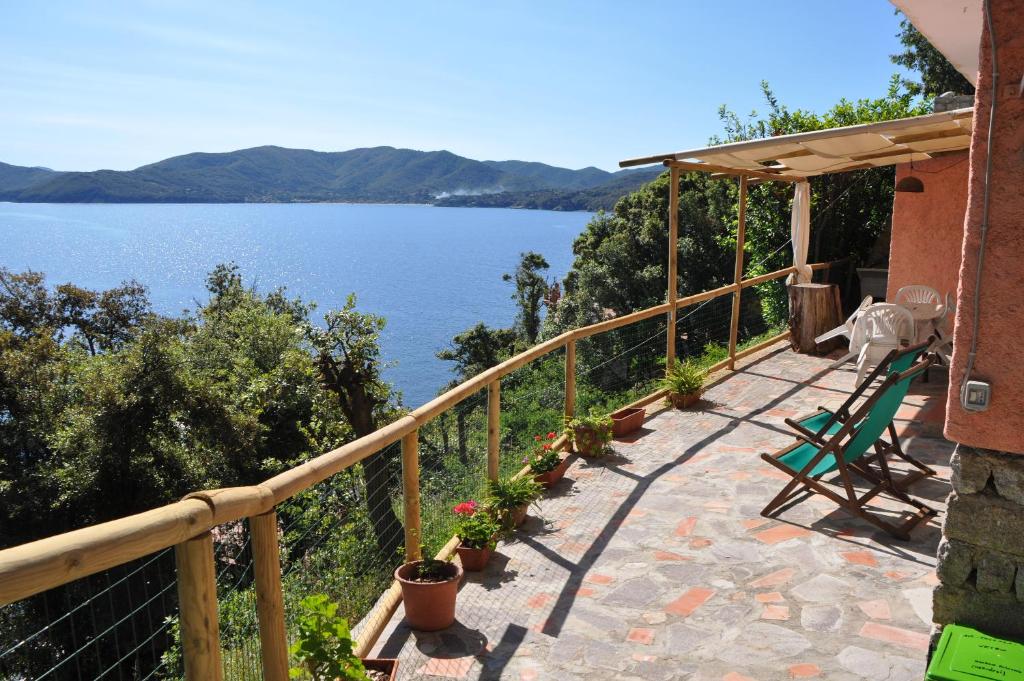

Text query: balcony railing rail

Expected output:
[0,258,835,680]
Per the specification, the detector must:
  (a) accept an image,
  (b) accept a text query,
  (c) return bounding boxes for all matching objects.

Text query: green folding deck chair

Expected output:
[760,357,937,539]
[784,341,935,489]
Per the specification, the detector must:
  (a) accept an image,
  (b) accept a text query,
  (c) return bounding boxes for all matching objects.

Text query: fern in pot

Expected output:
[485,475,543,530]
[659,358,708,408]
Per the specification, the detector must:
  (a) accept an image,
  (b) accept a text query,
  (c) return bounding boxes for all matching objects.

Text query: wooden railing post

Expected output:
[564,339,576,422]
[728,175,748,370]
[250,511,288,681]
[401,431,422,562]
[487,381,500,482]
[174,532,222,681]
[666,167,680,371]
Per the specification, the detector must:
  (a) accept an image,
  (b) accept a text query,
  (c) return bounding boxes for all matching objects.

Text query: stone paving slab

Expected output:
[370,345,953,680]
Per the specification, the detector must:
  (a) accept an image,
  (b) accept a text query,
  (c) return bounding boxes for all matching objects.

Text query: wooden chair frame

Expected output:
[760,359,937,539]
[785,340,936,489]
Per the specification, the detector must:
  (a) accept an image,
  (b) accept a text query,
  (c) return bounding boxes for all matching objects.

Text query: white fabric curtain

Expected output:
[787,181,812,284]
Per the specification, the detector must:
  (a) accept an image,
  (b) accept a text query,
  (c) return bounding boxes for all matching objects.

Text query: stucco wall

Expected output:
[887,153,969,302]
[945,0,1024,454]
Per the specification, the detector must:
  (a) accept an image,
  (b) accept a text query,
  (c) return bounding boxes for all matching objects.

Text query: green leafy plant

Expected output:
[658,358,708,397]
[289,595,369,681]
[564,410,613,455]
[485,475,543,512]
[525,431,561,474]
[452,500,500,549]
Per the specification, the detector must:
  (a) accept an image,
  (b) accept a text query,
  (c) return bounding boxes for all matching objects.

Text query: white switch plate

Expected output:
[962,380,991,411]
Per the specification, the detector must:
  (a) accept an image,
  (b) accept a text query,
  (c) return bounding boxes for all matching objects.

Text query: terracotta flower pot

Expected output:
[572,425,608,456]
[394,560,462,631]
[455,541,493,571]
[610,407,646,436]
[500,503,529,530]
[668,390,702,409]
[533,456,570,488]
[362,658,399,681]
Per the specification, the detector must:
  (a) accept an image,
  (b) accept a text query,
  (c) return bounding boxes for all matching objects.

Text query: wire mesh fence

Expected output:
[0,548,180,681]
[500,347,565,475]
[276,439,405,664]
[575,316,666,416]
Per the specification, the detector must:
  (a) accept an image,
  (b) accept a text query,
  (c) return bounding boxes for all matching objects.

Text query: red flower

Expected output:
[542,444,552,450]
[453,500,478,516]
[534,435,543,441]
[547,431,557,439]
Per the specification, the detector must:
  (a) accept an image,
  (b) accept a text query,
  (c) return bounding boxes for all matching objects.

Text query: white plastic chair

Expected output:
[852,304,915,385]
[894,285,941,305]
[816,295,873,369]
[929,292,956,365]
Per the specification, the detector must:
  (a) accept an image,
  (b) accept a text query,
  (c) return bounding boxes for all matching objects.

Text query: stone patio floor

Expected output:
[370,343,954,680]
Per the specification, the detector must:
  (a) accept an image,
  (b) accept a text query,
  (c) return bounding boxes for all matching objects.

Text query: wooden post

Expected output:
[401,431,421,562]
[487,380,500,482]
[564,339,576,421]
[666,167,680,371]
[728,175,748,370]
[174,532,222,681]
[250,511,288,681]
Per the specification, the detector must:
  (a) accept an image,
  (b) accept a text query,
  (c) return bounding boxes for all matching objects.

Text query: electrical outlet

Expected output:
[962,380,991,411]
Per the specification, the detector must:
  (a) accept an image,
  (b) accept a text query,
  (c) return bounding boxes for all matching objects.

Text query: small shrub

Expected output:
[485,475,543,513]
[658,358,707,396]
[289,595,369,681]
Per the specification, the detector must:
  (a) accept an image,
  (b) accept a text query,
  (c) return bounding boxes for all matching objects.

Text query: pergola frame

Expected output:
[663,161,807,373]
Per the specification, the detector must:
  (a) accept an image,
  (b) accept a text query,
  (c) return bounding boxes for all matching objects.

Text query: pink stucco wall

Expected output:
[945,0,1024,455]
[887,153,969,303]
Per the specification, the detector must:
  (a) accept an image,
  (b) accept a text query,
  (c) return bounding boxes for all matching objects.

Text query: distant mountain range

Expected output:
[0,146,662,211]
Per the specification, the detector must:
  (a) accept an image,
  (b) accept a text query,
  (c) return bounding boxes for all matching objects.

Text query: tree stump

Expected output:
[788,283,843,354]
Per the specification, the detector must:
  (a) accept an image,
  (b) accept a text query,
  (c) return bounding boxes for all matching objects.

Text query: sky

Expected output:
[0,1,915,173]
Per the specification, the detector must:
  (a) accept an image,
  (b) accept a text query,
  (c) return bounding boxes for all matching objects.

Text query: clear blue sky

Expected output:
[1,1,913,172]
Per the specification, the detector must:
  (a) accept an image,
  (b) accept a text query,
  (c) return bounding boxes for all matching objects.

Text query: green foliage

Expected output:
[485,475,543,512]
[412,556,456,582]
[525,432,561,474]
[452,502,500,549]
[891,13,975,98]
[659,358,707,397]
[289,595,369,681]
[503,252,551,345]
[565,409,614,456]
[436,323,516,380]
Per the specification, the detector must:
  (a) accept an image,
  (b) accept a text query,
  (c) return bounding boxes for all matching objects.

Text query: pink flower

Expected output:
[534,435,543,442]
[453,500,478,516]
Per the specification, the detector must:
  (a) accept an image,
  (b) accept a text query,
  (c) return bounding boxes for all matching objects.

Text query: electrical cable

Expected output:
[959,0,998,407]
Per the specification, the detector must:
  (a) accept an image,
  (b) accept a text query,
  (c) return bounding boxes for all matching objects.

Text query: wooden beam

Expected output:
[250,511,289,681]
[175,532,222,681]
[487,381,500,482]
[666,167,679,371]
[401,431,421,562]
[728,176,748,370]
[564,339,576,422]
[663,160,805,183]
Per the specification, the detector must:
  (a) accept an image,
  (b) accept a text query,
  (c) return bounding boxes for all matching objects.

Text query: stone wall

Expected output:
[933,445,1024,638]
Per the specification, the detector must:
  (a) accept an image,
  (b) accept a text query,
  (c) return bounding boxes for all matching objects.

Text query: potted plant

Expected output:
[565,410,613,456]
[659,357,708,408]
[394,555,463,632]
[452,500,500,571]
[289,594,398,681]
[485,475,543,529]
[526,431,569,488]
[610,406,646,436]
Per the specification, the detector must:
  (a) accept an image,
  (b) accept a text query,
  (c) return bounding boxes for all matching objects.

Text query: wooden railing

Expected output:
[0,260,834,680]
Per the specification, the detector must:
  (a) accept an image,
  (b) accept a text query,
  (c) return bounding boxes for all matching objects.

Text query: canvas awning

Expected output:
[619,107,974,178]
